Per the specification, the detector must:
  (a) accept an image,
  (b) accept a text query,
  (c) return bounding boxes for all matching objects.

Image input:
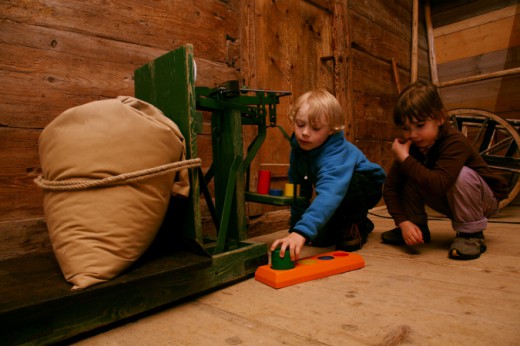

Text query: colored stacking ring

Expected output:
[271,248,295,270]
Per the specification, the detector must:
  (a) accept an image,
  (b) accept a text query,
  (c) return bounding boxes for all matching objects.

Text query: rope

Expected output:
[34,158,202,191]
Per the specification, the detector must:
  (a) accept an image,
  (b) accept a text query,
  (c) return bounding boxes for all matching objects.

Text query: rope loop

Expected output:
[34,158,202,191]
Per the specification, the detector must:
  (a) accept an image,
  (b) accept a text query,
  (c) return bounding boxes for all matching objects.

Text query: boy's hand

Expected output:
[270,232,306,261]
[392,138,411,162]
[399,221,425,245]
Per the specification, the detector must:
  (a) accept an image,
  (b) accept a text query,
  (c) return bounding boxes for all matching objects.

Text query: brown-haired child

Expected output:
[382,80,509,260]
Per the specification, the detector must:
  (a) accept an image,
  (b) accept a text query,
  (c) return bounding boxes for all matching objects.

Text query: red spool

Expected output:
[257,170,271,194]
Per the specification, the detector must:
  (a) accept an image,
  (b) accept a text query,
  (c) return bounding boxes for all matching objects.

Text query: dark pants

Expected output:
[311,172,382,246]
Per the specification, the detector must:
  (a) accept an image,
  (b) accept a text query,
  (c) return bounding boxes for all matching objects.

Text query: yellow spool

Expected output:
[284,183,299,196]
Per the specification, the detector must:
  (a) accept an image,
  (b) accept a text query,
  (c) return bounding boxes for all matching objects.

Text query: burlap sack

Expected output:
[36,96,199,290]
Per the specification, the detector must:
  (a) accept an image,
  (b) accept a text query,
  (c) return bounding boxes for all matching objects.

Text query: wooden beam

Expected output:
[434,11,520,64]
[425,0,438,84]
[433,4,519,37]
[437,67,520,88]
[411,0,419,83]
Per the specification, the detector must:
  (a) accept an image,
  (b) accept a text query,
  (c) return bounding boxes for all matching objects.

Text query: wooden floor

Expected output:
[70,206,520,346]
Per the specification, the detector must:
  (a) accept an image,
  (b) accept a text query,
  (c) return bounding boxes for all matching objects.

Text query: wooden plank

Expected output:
[331,1,350,137]
[434,13,520,64]
[0,128,43,222]
[439,75,520,116]
[0,218,51,260]
[0,250,213,345]
[0,234,267,345]
[0,19,165,66]
[0,43,136,128]
[411,0,419,82]
[351,49,429,98]
[430,0,518,28]
[1,0,239,64]
[349,10,411,69]
[247,209,290,238]
[73,206,520,345]
[425,0,439,84]
[433,4,519,36]
[0,20,238,129]
[438,67,520,88]
[349,0,413,39]
[356,140,395,176]
[437,46,520,81]
[258,163,290,178]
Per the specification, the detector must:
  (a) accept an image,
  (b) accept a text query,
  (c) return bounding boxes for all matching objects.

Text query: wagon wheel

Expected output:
[448,109,520,209]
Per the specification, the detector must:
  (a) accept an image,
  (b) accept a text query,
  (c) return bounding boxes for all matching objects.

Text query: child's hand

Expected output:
[391,138,411,162]
[399,221,425,245]
[270,232,306,261]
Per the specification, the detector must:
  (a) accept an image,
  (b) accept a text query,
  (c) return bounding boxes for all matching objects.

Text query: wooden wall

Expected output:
[243,0,430,224]
[0,0,429,259]
[431,0,520,120]
[431,0,520,205]
[0,0,240,259]
[349,0,430,171]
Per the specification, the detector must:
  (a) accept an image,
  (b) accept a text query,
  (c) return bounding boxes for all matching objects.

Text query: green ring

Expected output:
[271,248,295,270]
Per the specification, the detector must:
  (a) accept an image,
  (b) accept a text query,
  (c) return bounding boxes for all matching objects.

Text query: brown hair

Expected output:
[288,89,344,133]
[394,80,446,125]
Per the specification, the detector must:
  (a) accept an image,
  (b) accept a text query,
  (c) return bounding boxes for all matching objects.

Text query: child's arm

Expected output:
[271,232,306,261]
[383,161,408,226]
[399,130,472,197]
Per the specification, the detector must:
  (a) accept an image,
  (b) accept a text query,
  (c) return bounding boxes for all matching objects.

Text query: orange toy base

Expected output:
[255,250,365,288]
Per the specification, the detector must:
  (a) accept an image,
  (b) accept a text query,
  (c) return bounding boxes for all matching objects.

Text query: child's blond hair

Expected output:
[288,89,345,133]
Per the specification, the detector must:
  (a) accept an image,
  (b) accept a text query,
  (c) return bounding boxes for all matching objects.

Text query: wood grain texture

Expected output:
[434,12,520,64]
[68,206,520,345]
[0,0,239,230]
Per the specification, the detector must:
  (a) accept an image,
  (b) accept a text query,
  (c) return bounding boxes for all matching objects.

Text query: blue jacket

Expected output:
[289,131,386,240]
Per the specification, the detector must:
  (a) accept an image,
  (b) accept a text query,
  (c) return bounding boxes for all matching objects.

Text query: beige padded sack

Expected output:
[36,96,200,290]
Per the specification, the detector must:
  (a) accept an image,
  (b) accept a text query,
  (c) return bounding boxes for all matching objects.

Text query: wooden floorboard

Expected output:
[70,205,520,346]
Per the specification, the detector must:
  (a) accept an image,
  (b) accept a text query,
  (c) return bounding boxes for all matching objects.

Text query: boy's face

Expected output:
[400,117,443,152]
[294,103,333,151]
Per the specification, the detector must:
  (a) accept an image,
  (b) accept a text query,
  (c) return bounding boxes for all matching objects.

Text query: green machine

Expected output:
[135,44,305,291]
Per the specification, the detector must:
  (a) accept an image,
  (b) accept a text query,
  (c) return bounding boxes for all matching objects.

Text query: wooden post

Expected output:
[411,0,419,83]
[134,45,204,248]
[425,0,438,84]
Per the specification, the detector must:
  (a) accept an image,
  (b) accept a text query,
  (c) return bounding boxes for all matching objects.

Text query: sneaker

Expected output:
[449,232,486,260]
[360,217,375,234]
[336,222,365,252]
[381,225,431,245]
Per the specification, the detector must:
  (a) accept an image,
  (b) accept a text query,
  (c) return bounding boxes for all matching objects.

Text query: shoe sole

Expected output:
[449,245,487,260]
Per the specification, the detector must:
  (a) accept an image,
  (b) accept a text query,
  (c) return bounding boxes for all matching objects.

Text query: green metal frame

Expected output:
[195,85,303,253]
